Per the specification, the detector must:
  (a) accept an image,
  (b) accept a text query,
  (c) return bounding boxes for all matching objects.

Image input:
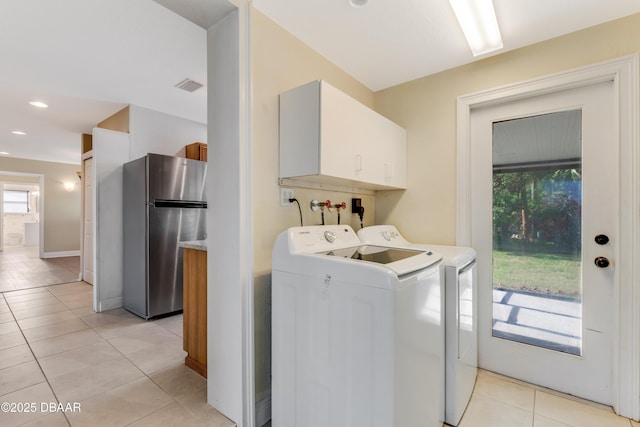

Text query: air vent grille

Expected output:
[175,78,204,92]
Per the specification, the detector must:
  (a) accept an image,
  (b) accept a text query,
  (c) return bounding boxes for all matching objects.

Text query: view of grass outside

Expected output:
[493,250,581,299]
[493,166,582,301]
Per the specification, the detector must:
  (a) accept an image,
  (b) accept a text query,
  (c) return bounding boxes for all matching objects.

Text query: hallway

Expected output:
[0,246,79,293]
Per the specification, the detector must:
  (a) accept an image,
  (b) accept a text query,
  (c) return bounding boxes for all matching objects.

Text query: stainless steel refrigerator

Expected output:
[123,153,207,319]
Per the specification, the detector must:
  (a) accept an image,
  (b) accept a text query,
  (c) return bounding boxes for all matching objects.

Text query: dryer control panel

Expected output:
[358,225,411,246]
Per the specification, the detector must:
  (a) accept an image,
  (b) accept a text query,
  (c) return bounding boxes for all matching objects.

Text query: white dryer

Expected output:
[358,225,477,427]
[272,225,444,427]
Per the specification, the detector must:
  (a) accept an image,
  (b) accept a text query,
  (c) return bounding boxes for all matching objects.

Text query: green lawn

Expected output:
[493,249,581,299]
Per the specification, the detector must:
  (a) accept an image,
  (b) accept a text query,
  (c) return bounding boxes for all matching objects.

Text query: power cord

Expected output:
[289,198,303,226]
[358,206,364,229]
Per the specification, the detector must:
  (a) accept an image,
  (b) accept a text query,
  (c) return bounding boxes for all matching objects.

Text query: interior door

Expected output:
[469,81,616,404]
[83,157,94,285]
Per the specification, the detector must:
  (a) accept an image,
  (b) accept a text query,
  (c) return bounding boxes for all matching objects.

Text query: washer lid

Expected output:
[320,244,440,276]
[272,225,441,277]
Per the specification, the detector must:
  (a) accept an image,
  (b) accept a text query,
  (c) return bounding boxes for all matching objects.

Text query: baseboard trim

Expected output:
[255,394,271,427]
[97,297,123,312]
[43,250,81,259]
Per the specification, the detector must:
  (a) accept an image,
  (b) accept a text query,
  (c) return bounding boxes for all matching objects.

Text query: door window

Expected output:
[492,111,582,355]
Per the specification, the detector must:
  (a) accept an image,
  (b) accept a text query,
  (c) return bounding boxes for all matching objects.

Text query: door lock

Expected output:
[594,234,610,245]
[594,256,610,269]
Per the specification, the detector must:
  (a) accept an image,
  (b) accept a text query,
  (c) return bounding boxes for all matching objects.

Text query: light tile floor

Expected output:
[454,370,639,427]
[3,282,639,427]
[0,246,80,293]
[0,282,234,427]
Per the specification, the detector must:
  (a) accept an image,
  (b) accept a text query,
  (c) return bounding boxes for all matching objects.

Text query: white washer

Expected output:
[358,225,477,427]
[272,225,445,427]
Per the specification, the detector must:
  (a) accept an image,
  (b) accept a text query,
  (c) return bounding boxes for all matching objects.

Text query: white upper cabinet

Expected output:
[279,80,407,190]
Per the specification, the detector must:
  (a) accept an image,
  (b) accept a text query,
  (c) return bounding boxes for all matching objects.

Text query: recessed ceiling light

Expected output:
[29,101,48,108]
[349,0,368,7]
[11,130,27,135]
[0,151,9,156]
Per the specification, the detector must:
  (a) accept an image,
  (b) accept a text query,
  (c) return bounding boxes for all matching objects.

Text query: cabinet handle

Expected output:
[355,154,362,172]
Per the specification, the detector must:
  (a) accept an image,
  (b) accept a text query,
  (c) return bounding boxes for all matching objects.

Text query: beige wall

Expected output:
[250,10,640,403]
[251,8,378,402]
[374,13,640,245]
[97,106,130,133]
[0,158,81,253]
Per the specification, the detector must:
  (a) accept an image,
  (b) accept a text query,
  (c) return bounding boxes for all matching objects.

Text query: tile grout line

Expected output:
[3,284,181,426]
[4,283,223,426]
[532,389,537,427]
[50,287,187,424]
[1,287,72,427]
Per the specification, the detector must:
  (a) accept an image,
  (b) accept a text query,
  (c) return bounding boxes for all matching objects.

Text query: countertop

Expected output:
[179,240,207,251]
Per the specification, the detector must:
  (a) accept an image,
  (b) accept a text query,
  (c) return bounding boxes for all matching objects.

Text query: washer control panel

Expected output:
[288,225,361,253]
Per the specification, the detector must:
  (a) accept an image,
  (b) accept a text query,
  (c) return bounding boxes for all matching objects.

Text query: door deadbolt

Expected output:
[594,234,610,245]
[594,256,610,269]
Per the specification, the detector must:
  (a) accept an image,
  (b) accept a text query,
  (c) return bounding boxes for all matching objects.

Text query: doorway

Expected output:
[456,55,639,418]
[470,82,615,404]
[2,182,40,250]
[0,172,44,258]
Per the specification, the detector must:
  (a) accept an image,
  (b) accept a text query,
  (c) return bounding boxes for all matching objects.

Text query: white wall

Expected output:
[129,105,207,160]
[207,6,251,426]
[92,128,130,312]
[374,13,640,245]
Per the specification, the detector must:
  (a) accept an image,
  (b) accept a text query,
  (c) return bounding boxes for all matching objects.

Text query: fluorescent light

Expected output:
[29,101,48,108]
[449,0,503,56]
[11,130,26,135]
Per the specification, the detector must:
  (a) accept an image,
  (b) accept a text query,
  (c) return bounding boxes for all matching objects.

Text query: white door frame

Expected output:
[456,54,640,419]
[0,172,45,258]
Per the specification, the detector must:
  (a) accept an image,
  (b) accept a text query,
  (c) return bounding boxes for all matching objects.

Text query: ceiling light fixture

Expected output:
[349,0,368,7]
[0,151,9,156]
[11,130,27,135]
[449,0,503,56]
[29,101,48,108]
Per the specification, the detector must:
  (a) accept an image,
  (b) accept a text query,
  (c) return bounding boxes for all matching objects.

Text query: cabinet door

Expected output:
[380,118,407,188]
[280,80,407,189]
[353,106,407,188]
[320,82,366,182]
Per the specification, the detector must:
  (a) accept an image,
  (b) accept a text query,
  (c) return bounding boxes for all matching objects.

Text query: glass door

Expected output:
[470,81,616,404]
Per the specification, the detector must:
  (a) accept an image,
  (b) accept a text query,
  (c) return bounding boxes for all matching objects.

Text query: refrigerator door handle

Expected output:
[153,199,208,209]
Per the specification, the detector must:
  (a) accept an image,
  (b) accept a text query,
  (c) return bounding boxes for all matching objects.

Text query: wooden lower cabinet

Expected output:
[183,248,207,377]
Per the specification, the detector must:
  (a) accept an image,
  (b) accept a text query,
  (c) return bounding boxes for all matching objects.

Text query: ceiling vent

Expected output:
[175,78,204,92]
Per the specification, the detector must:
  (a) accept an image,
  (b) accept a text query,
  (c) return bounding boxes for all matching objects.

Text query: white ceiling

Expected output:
[1,0,639,166]
[253,0,640,91]
[0,0,222,165]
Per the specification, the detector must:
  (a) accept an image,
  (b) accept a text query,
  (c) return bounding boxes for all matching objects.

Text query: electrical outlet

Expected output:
[280,188,294,206]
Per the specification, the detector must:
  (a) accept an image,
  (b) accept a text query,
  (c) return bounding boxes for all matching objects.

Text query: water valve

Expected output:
[310,199,331,211]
